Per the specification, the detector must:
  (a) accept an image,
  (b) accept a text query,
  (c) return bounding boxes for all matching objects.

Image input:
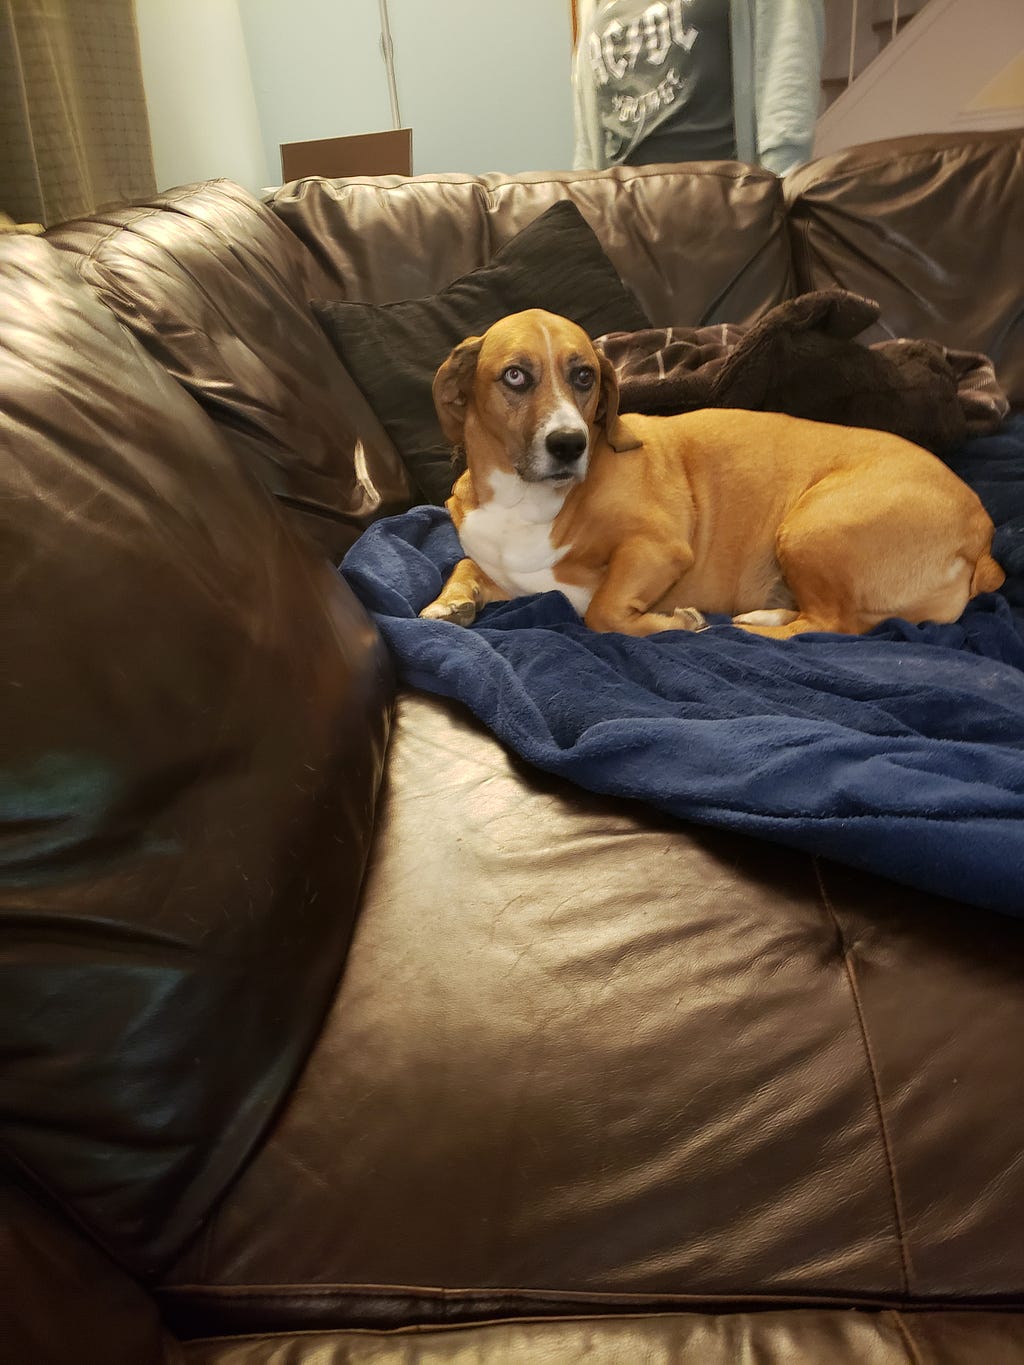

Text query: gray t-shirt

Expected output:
[583,0,736,165]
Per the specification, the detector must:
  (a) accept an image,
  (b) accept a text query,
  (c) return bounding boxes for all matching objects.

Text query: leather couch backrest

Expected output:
[786,130,1024,404]
[267,131,1022,406]
[267,163,793,329]
[47,180,410,560]
[0,235,391,1276]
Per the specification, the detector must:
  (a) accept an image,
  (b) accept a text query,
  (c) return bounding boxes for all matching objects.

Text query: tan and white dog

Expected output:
[421,308,1003,639]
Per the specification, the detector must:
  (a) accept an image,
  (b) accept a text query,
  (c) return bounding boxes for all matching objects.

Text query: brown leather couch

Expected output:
[3,130,1023,1364]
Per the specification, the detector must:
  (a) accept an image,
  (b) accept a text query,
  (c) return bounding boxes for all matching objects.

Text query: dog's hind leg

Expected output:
[729,612,838,639]
[733,468,992,639]
[731,609,800,629]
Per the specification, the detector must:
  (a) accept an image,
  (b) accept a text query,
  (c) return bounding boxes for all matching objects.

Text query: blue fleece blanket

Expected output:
[342,416,1024,916]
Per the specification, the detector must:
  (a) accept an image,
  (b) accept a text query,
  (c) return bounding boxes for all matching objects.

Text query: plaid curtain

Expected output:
[0,0,155,227]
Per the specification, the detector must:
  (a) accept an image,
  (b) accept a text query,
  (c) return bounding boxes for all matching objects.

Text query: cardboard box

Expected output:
[280,129,412,180]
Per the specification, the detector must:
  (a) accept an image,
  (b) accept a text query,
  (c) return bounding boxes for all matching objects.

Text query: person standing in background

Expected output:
[573,0,824,175]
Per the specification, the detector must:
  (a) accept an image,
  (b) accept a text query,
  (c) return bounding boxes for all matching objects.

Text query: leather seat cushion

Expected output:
[161,692,1024,1334]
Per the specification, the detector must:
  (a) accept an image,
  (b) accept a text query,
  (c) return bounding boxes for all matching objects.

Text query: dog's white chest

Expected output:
[458,474,593,617]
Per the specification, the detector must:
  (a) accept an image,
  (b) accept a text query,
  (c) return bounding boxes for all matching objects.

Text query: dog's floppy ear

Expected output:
[433,336,483,444]
[597,350,642,452]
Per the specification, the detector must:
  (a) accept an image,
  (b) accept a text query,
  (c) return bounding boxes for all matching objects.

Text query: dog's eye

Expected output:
[572,366,596,390]
[501,365,531,390]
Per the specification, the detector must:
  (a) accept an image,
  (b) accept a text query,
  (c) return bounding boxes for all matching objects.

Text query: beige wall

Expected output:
[136,0,269,192]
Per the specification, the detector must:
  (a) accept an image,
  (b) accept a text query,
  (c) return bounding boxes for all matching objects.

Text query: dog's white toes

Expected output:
[420,599,477,626]
[672,607,708,632]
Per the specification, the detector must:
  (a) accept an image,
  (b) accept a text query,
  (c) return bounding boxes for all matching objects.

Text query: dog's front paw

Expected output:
[420,598,477,627]
[671,606,708,632]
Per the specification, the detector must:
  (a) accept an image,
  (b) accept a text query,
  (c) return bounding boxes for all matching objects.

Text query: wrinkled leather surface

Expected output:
[0,236,392,1276]
[161,695,1024,1334]
[1,1176,170,1365]
[7,133,1024,1356]
[180,1310,1024,1364]
[47,180,411,559]
[786,131,1024,404]
[266,163,792,328]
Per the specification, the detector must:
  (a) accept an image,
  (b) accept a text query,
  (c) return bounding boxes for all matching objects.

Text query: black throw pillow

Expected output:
[312,200,651,505]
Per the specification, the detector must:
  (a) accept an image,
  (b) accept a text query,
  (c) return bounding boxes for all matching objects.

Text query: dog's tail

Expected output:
[971,551,1005,595]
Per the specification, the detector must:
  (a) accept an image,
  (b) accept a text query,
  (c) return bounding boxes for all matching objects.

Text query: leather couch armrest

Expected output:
[2,1173,174,1365]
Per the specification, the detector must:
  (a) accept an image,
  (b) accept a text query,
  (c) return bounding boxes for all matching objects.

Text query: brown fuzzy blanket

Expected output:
[599,290,1008,453]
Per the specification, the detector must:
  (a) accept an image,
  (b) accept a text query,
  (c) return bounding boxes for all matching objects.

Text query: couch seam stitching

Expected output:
[280,166,772,197]
[891,1308,925,1364]
[814,856,912,1299]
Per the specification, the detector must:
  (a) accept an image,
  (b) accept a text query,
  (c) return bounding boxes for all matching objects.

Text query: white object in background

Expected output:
[379,0,403,131]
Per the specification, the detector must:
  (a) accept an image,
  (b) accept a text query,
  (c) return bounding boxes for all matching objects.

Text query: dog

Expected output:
[420,308,1003,639]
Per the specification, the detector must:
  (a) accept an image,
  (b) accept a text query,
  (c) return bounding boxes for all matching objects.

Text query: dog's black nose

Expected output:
[545,428,587,463]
